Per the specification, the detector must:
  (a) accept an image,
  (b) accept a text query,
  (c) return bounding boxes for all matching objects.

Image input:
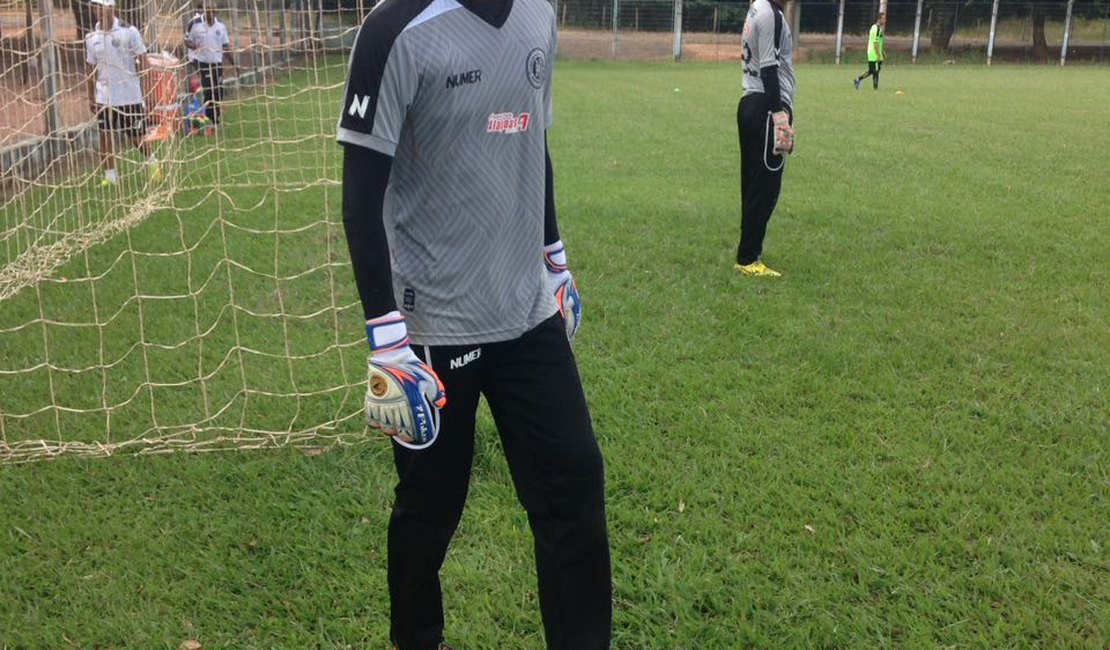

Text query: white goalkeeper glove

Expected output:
[364,312,447,450]
[771,110,794,156]
[543,240,581,342]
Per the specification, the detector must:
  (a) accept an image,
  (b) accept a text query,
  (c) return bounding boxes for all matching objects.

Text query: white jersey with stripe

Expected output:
[741,0,795,108]
[337,0,558,346]
[187,18,230,64]
[85,17,147,107]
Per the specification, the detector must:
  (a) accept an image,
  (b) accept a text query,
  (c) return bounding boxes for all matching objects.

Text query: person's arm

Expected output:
[136,52,153,109]
[85,39,97,112]
[543,135,559,247]
[86,64,97,112]
[221,24,236,72]
[756,7,784,112]
[542,134,582,341]
[343,142,446,447]
[342,144,396,319]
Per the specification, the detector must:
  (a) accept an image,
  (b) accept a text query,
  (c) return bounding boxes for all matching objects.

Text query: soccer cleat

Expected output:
[735,260,782,277]
[98,177,116,188]
[149,163,163,183]
[853,77,860,90]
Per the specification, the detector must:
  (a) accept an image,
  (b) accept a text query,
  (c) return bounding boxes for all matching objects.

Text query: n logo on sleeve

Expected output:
[348,94,372,119]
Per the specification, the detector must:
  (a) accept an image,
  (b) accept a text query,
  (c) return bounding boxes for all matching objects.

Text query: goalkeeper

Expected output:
[736,0,796,277]
[337,0,611,647]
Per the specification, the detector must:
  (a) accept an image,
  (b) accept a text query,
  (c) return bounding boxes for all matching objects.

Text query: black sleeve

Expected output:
[759,5,784,113]
[760,65,782,113]
[543,133,560,246]
[342,143,396,319]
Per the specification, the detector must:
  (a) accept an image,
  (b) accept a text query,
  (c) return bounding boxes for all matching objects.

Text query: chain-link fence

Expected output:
[3,1,1107,177]
[555,0,1110,64]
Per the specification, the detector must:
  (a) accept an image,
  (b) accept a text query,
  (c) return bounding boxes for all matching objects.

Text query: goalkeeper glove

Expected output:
[544,240,581,342]
[364,312,447,450]
[771,110,794,156]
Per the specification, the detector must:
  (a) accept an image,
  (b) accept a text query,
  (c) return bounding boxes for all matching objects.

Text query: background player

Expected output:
[736,0,795,277]
[84,0,159,186]
[337,0,611,647]
[854,12,886,90]
[185,3,235,130]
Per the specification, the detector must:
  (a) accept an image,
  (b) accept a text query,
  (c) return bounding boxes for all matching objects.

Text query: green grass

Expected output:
[2,61,1109,648]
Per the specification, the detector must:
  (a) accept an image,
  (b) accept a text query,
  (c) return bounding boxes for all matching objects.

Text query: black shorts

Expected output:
[96,104,146,137]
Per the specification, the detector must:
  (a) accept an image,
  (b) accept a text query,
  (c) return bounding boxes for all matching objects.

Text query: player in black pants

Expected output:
[736,0,796,278]
[337,0,611,647]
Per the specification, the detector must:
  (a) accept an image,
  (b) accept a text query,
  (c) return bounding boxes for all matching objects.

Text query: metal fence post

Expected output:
[249,0,262,79]
[611,0,619,59]
[1060,0,1075,66]
[38,0,62,155]
[912,0,923,63]
[228,0,241,78]
[673,0,683,62]
[835,0,845,65]
[986,0,1000,66]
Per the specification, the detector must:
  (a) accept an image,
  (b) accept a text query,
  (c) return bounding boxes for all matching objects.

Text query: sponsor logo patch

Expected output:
[487,112,531,134]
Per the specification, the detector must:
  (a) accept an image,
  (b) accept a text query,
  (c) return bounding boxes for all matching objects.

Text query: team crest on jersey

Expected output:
[525,48,546,89]
[487,112,531,134]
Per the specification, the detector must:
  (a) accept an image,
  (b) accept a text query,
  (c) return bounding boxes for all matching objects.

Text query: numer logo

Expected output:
[348,94,371,119]
[449,348,482,370]
[446,69,482,89]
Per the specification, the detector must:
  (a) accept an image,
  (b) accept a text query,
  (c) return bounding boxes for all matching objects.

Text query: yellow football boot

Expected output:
[735,260,782,277]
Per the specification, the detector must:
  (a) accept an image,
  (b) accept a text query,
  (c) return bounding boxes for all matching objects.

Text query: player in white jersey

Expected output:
[184,3,203,73]
[185,3,235,128]
[337,0,611,647]
[736,0,795,277]
[84,0,160,186]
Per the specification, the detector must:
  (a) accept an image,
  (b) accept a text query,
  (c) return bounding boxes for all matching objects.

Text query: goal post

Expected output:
[1,0,370,463]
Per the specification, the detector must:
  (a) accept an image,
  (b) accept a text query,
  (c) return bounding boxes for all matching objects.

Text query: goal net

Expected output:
[1,0,373,463]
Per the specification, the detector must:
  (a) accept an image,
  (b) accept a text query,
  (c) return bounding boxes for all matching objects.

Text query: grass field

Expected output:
[2,61,1109,648]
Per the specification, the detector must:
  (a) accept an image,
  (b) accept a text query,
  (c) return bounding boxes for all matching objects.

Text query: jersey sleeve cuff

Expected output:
[337,127,398,157]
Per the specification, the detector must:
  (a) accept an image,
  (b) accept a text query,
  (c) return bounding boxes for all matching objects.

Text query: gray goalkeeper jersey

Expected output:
[741,0,795,109]
[337,0,558,346]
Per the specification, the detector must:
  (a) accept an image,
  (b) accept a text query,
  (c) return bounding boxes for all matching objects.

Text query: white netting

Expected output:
[1,0,373,463]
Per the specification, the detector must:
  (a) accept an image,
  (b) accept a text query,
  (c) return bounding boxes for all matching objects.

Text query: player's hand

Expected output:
[544,240,581,342]
[364,312,446,449]
[771,110,794,156]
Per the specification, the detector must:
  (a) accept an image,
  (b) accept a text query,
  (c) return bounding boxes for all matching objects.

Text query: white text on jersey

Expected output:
[449,348,481,370]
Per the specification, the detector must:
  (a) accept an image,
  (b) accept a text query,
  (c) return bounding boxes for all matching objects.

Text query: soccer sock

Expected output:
[146,154,157,165]
[105,168,118,183]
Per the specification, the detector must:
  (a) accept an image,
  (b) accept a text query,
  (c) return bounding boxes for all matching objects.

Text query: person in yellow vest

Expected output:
[84,0,161,187]
[854,12,886,90]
